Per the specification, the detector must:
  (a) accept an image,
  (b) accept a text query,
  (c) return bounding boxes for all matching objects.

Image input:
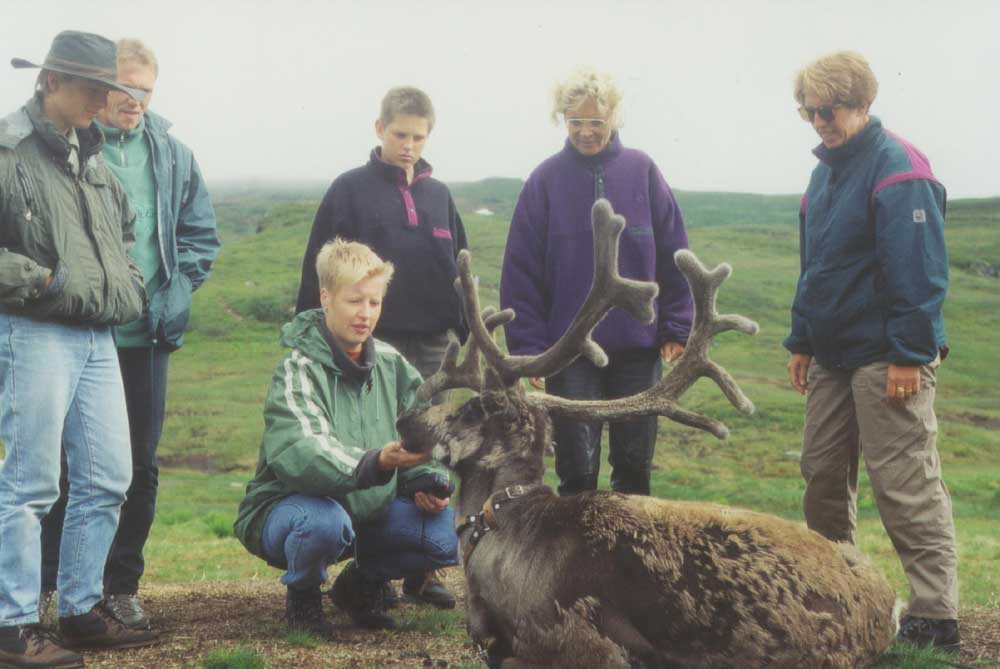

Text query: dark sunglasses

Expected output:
[798,104,841,123]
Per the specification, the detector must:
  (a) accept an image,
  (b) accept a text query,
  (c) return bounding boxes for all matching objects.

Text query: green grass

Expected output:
[201,646,267,669]
[395,607,466,637]
[1,185,996,666]
[283,630,320,649]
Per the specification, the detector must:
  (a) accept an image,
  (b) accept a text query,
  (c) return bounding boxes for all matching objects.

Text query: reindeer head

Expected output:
[397,199,759,507]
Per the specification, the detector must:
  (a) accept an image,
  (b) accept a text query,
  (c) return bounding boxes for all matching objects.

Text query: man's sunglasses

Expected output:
[798,104,841,123]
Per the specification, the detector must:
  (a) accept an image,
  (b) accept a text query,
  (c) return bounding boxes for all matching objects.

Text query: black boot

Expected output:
[328,561,396,630]
[897,615,961,653]
[286,586,338,639]
[403,570,456,609]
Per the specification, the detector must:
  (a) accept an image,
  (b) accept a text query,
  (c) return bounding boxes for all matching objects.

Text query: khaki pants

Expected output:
[801,358,958,619]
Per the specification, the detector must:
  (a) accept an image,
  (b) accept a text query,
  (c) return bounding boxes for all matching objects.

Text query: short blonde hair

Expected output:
[551,66,624,129]
[794,51,878,109]
[116,38,159,77]
[316,238,394,295]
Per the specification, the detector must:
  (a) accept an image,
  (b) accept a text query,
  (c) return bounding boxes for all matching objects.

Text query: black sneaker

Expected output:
[285,586,337,639]
[59,600,158,650]
[403,570,456,609]
[896,615,961,653]
[0,624,83,669]
[328,561,396,630]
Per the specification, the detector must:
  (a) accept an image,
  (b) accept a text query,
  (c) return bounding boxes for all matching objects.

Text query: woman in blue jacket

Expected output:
[784,51,959,653]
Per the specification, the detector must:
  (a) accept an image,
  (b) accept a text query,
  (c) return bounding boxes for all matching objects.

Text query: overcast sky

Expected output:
[3,0,998,197]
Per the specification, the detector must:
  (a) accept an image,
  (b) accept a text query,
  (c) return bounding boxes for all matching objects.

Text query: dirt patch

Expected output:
[950,412,1000,431]
[156,454,241,474]
[76,575,999,669]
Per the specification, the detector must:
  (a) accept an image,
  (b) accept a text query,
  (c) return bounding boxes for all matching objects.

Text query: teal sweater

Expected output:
[98,117,164,347]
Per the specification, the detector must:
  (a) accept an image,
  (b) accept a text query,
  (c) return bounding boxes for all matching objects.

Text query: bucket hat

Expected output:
[11,30,146,101]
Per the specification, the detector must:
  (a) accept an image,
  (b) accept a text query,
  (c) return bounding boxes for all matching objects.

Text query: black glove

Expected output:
[399,472,454,500]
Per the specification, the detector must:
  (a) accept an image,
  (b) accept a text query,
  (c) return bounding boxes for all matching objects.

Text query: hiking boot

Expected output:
[104,593,150,630]
[328,561,396,630]
[37,591,57,629]
[0,624,83,669]
[403,570,456,609]
[285,586,338,639]
[896,615,961,653]
[382,581,400,609]
[59,600,158,650]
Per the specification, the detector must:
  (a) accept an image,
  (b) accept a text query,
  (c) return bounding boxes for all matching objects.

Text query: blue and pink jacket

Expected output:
[500,134,693,356]
[295,149,468,339]
[784,117,948,369]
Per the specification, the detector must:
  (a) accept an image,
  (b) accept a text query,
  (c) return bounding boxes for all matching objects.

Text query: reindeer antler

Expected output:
[456,200,659,389]
[535,250,759,439]
[416,305,514,401]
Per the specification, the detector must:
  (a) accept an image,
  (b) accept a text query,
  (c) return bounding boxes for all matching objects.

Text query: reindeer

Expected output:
[396,200,897,669]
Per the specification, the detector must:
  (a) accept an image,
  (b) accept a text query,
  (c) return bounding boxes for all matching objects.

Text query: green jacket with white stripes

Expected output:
[233,309,439,561]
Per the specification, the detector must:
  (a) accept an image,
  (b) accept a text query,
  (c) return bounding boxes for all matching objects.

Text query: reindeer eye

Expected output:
[458,399,485,423]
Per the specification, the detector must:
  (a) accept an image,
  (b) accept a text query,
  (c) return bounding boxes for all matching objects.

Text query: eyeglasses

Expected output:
[566,118,608,130]
[798,104,841,123]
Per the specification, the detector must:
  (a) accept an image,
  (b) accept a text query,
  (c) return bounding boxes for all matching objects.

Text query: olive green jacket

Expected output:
[0,96,145,324]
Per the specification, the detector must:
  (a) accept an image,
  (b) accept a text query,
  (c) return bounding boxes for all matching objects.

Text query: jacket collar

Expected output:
[95,116,145,143]
[321,324,375,385]
[142,110,172,138]
[25,94,104,165]
[561,131,624,166]
[280,309,375,381]
[367,147,433,185]
[812,116,882,168]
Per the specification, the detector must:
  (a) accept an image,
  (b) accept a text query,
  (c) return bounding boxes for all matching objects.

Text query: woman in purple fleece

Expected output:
[499,67,694,496]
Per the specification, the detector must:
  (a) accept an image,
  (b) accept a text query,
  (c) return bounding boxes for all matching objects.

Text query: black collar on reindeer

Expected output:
[455,484,543,567]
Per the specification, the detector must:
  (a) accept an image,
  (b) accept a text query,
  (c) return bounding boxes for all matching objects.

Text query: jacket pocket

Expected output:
[152,271,193,349]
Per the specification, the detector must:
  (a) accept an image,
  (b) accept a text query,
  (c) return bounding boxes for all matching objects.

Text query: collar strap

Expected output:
[455,484,535,567]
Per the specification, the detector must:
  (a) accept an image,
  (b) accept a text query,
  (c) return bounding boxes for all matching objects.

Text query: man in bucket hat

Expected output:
[0,30,158,667]
[39,38,220,634]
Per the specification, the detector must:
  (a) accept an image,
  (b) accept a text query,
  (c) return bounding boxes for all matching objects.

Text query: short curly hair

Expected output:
[551,66,624,129]
[794,51,878,109]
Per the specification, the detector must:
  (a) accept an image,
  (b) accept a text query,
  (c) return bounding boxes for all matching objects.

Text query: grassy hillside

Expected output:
[2,186,996,663]
[144,189,999,610]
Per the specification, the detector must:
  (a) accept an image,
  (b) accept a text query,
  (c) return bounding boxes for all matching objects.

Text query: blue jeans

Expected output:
[261,495,458,589]
[40,346,170,595]
[0,314,132,623]
[546,349,662,496]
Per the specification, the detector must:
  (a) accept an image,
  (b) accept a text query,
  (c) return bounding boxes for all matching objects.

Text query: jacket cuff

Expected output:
[398,472,454,500]
[354,449,393,490]
[41,262,68,298]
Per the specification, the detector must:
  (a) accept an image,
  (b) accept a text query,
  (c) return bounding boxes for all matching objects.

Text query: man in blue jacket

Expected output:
[295,86,464,610]
[41,38,221,632]
[785,51,959,652]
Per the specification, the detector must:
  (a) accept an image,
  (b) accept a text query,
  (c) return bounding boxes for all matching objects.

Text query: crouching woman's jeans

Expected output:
[261,495,458,589]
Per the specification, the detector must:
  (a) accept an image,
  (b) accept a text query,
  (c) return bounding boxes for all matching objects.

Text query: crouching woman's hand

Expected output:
[377,441,431,471]
[399,471,455,515]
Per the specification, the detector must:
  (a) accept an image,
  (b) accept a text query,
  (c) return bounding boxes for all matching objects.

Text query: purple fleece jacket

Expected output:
[500,134,694,356]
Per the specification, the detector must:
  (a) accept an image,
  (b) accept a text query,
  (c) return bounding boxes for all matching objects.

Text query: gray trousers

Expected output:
[377,331,451,405]
[801,357,958,619]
